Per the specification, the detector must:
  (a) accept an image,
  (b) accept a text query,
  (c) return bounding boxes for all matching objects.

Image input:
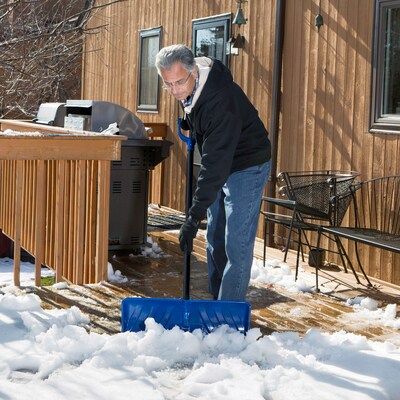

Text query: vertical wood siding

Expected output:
[82,0,400,285]
[83,0,275,215]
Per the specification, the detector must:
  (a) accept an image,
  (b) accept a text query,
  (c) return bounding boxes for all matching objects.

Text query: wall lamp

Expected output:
[229,0,247,56]
[232,0,248,26]
[315,0,324,32]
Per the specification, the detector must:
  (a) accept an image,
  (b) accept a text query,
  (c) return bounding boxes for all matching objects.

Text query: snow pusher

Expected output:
[121,119,251,334]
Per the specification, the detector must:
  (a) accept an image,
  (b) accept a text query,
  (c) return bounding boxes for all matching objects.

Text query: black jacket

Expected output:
[186,59,271,221]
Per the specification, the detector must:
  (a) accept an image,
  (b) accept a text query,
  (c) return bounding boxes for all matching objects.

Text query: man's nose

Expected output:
[169,86,182,98]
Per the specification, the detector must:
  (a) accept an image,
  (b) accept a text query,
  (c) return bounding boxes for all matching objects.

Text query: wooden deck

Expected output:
[28,207,400,344]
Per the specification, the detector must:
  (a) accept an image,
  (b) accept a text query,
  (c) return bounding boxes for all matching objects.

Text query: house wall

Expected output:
[82,0,276,213]
[279,0,400,285]
[82,0,400,285]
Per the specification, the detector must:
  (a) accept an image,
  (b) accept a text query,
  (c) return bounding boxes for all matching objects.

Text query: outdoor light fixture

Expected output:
[227,36,238,56]
[315,0,324,32]
[232,0,248,27]
[232,33,244,49]
[230,0,248,56]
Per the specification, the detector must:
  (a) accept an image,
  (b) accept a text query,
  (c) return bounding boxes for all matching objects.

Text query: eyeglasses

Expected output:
[162,72,192,90]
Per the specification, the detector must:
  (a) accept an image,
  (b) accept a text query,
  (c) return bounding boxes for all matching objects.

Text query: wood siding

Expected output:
[82,0,275,214]
[82,0,400,286]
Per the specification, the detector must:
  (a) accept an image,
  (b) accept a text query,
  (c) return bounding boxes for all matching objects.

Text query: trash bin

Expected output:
[308,249,324,267]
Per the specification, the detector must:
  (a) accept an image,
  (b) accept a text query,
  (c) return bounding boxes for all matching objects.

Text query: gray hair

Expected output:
[155,44,196,74]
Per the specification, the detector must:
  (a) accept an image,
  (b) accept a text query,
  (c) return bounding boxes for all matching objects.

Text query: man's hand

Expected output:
[179,215,200,252]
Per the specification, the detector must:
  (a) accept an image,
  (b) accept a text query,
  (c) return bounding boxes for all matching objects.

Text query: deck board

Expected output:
[27,207,400,343]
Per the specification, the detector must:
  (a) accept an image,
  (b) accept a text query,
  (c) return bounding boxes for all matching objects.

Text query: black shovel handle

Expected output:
[183,146,193,300]
[178,118,195,300]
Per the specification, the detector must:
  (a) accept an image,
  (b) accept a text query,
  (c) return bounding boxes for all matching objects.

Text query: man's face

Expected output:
[160,62,197,101]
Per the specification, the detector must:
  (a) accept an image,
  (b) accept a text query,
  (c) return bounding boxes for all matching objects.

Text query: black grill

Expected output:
[33,100,172,251]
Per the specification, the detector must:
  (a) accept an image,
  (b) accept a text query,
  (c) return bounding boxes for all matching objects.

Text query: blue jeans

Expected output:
[206,161,271,301]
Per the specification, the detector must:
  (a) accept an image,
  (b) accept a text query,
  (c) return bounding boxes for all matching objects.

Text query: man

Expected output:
[155,44,271,301]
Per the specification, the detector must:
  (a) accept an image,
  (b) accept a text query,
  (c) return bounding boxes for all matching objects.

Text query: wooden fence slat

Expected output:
[75,160,86,284]
[95,160,111,283]
[34,160,46,285]
[54,160,65,283]
[0,121,123,285]
[13,161,23,286]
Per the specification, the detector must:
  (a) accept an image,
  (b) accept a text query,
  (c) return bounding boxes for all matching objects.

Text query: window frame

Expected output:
[137,26,162,113]
[192,13,231,67]
[370,0,400,134]
[190,14,231,177]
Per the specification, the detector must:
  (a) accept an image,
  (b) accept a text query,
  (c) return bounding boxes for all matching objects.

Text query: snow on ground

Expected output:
[0,242,400,399]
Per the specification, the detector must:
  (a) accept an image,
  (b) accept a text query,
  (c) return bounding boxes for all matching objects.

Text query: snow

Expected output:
[1,127,119,137]
[0,250,400,399]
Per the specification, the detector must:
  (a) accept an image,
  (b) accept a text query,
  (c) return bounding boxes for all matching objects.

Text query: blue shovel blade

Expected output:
[121,297,251,334]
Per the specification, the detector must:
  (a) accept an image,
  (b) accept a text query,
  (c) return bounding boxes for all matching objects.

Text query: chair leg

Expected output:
[300,228,316,264]
[283,236,290,262]
[283,211,297,263]
[263,218,267,268]
[336,239,361,284]
[315,228,323,292]
[354,242,373,287]
[334,239,362,284]
[299,238,306,262]
[334,236,349,274]
[295,228,302,281]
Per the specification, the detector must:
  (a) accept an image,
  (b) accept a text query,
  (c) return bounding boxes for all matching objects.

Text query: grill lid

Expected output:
[33,102,66,126]
[65,100,148,139]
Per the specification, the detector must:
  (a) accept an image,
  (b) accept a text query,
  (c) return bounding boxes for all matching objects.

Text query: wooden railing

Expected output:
[0,120,126,286]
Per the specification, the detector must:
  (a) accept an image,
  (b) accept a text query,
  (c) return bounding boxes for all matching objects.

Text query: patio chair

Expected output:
[317,176,400,288]
[261,170,360,290]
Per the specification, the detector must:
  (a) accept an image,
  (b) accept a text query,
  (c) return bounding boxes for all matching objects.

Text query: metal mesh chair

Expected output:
[262,170,360,290]
[317,176,400,288]
[278,170,360,225]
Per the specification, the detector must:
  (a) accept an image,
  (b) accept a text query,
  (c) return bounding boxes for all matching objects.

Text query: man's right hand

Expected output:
[178,216,200,252]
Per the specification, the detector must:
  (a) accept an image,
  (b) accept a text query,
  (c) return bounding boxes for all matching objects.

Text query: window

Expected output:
[191,15,231,178]
[192,14,231,67]
[370,0,400,133]
[137,26,162,112]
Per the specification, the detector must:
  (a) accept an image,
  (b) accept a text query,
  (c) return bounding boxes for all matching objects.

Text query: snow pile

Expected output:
[345,296,400,329]
[0,293,399,399]
[0,250,400,398]
[137,236,171,258]
[107,262,128,283]
[250,258,313,293]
